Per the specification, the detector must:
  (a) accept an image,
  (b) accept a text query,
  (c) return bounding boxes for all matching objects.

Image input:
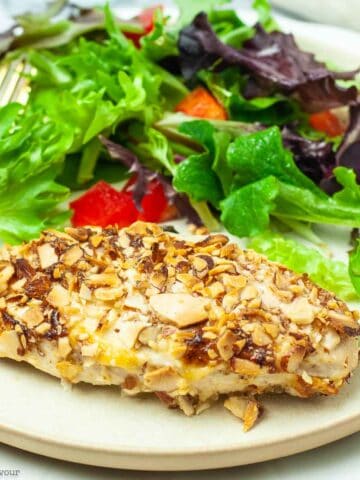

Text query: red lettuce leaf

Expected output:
[282,126,335,184]
[321,103,360,194]
[178,13,358,112]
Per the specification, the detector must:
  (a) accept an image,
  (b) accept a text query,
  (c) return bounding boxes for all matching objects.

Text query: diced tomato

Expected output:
[70,177,176,228]
[70,181,138,228]
[124,176,169,223]
[175,87,228,121]
[309,110,344,137]
[124,5,162,48]
[138,5,163,33]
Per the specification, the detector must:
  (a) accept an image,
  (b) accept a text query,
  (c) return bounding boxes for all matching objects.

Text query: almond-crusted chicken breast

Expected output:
[0,222,358,430]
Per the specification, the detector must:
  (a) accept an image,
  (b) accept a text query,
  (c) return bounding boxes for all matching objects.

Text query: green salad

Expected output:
[0,0,359,301]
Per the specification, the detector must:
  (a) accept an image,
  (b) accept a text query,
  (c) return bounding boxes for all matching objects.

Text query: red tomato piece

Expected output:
[70,181,138,228]
[124,5,162,48]
[124,177,169,223]
[175,87,228,120]
[309,111,344,137]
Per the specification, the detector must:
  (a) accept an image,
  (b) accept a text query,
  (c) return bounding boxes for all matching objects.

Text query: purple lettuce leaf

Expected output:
[99,135,202,225]
[282,126,335,184]
[336,103,360,174]
[321,103,360,194]
[178,13,358,112]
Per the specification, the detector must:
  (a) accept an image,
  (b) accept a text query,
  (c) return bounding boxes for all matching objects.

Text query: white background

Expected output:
[0,1,359,478]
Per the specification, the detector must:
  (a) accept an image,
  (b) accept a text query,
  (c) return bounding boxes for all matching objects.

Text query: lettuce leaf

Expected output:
[349,239,360,296]
[0,104,72,243]
[173,122,224,206]
[249,231,358,301]
[177,12,358,111]
[227,126,322,193]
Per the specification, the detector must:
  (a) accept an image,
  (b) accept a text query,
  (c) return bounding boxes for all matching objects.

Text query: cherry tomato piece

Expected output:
[175,87,228,121]
[70,181,138,228]
[309,111,344,137]
[124,5,162,48]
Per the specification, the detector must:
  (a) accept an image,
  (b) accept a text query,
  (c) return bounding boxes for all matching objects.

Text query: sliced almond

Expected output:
[79,283,92,300]
[264,323,279,339]
[233,358,261,376]
[241,285,258,301]
[37,244,58,269]
[58,337,72,359]
[22,305,44,329]
[0,330,21,357]
[114,321,148,349]
[224,396,260,431]
[0,264,14,290]
[217,330,237,361]
[144,366,180,392]
[282,297,317,325]
[87,273,119,287]
[177,396,195,416]
[252,324,272,346]
[138,326,160,345]
[61,245,83,266]
[206,281,225,298]
[94,287,123,301]
[47,284,70,308]
[222,274,247,290]
[35,322,51,335]
[124,293,146,311]
[149,293,209,328]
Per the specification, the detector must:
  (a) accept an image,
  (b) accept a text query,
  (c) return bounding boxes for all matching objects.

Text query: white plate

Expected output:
[0,9,360,472]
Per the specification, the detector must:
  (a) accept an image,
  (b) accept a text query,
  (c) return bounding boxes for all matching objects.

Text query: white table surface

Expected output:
[0,1,359,478]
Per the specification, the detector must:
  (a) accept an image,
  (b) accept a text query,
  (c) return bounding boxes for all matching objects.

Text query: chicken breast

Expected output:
[0,222,358,429]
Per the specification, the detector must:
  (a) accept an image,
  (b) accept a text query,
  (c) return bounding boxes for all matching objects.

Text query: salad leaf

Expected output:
[173,120,231,204]
[321,103,360,194]
[0,104,72,243]
[221,176,279,237]
[99,135,153,209]
[201,69,297,125]
[252,0,278,32]
[177,13,358,111]
[282,126,335,185]
[23,6,185,184]
[2,2,143,55]
[249,231,358,301]
[207,9,254,48]
[175,0,230,29]
[349,239,360,296]
[336,103,360,178]
[333,166,360,205]
[227,126,323,193]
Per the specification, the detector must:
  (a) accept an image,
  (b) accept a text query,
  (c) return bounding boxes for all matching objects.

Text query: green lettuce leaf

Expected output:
[249,231,358,301]
[201,69,297,125]
[227,126,322,193]
[173,120,231,205]
[0,104,72,243]
[252,0,279,32]
[349,239,360,296]
[221,177,279,237]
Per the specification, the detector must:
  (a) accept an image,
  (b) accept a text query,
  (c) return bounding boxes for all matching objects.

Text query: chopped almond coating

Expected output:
[0,222,359,430]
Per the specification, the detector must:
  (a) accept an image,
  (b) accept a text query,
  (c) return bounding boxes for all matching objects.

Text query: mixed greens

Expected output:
[0,0,360,301]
